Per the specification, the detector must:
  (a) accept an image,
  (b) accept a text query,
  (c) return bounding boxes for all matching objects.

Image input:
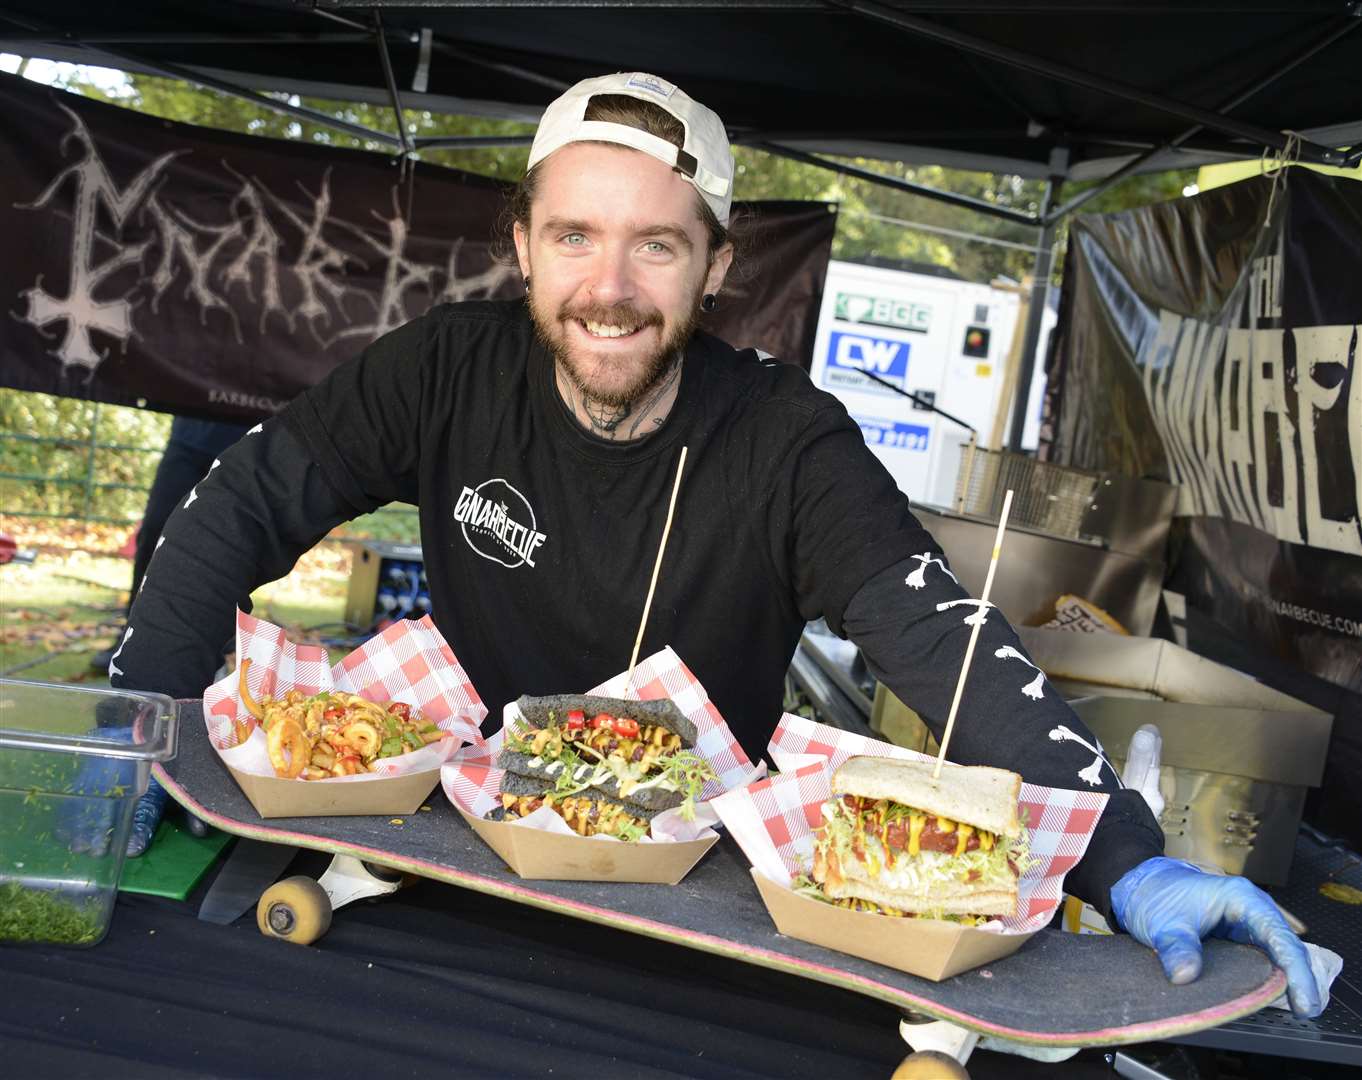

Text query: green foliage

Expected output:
[733,148,1196,284]
[0,391,168,521]
[2,63,1193,529]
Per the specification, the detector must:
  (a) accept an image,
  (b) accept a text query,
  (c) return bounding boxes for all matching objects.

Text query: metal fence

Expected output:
[0,399,418,532]
[0,403,162,524]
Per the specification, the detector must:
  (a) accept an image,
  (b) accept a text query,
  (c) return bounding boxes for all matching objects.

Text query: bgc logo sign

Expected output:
[823,330,910,394]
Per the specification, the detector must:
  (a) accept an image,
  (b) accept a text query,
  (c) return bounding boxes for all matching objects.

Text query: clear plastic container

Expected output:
[0,679,177,947]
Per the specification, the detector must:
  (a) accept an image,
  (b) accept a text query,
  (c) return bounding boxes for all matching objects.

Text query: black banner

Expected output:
[1044,169,1362,697]
[0,75,835,421]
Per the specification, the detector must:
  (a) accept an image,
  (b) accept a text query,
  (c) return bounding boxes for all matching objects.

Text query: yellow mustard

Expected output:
[955,822,974,856]
[908,812,925,856]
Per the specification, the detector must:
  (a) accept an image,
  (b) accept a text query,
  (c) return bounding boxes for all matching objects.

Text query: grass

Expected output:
[1,524,354,685]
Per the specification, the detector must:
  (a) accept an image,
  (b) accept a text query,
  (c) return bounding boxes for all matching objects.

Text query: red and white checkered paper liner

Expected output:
[202,609,487,781]
[711,714,1108,933]
[441,646,762,841]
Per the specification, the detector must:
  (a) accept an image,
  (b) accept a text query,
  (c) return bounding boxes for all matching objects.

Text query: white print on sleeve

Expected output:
[107,625,133,680]
[1048,724,1121,788]
[905,552,959,590]
[183,458,221,508]
[994,645,1047,700]
[935,597,995,627]
[246,423,262,436]
[139,535,167,595]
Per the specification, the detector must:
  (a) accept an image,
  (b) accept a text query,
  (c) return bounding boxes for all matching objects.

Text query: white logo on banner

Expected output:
[12,102,520,376]
[1139,244,1361,557]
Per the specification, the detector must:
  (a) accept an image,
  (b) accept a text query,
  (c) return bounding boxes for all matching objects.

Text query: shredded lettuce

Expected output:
[819,798,1031,893]
[789,872,988,925]
[504,723,715,816]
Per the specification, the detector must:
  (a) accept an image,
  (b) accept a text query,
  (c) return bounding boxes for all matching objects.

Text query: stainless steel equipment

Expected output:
[934,444,1178,637]
[1018,628,1334,885]
[914,505,1165,636]
[952,445,1178,567]
[789,622,877,737]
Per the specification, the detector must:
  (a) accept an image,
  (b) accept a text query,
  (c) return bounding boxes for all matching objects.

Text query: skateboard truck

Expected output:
[257,855,405,945]
[894,1012,975,1077]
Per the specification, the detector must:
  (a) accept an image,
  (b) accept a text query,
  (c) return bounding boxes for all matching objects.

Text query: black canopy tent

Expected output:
[2,0,1359,448]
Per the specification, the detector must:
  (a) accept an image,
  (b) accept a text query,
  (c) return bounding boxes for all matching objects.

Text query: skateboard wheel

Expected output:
[892,1051,970,1079]
[257,876,332,945]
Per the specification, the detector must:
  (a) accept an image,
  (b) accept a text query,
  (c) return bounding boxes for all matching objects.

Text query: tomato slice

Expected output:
[389,702,412,720]
[589,713,614,730]
[323,706,345,722]
[611,716,640,738]
[565,709,586,730]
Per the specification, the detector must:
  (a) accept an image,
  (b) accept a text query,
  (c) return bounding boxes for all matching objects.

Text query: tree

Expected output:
[1,61,1194,521]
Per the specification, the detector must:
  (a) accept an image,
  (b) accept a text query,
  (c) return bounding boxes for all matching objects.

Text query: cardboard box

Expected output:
[225,763,442,819]
[454,804,717,883]
[752,870,1035,981]
[1016,627,1332,883]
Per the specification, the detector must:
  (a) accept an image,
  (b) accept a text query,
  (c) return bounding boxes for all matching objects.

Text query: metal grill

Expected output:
[953,442,1099,540]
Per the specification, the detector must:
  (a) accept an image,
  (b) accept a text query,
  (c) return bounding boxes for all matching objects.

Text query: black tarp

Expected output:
[1,1,1359,182]
[0,850,1128,1080]
[0,73,836,421]
[1042,167,1362,844]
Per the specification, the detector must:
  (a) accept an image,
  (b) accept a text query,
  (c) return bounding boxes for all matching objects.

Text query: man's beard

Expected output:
[530,292,701,408]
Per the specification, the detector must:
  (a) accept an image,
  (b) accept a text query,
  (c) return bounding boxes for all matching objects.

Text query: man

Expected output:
[92,416,252,675]
[114,72,1321,1016]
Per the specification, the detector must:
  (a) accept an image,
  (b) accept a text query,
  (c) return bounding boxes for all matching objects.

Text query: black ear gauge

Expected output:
[701,293,718,312]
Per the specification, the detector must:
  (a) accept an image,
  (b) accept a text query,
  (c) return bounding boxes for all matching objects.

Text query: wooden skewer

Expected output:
[625,445,689,691]
[933,487,1015,779]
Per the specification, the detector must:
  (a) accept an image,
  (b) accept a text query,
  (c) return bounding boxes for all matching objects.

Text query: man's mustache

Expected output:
[556,300,665,329]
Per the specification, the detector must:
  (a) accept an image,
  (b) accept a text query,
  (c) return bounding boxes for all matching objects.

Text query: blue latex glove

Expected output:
[126,777,168,856]
[58,729,165,857]
[1111,856,1322,1018]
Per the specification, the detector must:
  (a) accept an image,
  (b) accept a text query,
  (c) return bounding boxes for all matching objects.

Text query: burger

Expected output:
[491,694,715,840]
[805,756,1031,919]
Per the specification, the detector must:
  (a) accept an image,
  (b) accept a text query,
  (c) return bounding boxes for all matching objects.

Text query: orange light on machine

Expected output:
[962,326,991,357]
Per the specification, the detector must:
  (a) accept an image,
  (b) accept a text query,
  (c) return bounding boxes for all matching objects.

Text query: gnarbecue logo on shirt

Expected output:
[454,479,548,569]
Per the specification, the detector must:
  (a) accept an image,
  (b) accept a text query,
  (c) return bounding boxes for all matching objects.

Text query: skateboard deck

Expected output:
[156,704,1286,1048]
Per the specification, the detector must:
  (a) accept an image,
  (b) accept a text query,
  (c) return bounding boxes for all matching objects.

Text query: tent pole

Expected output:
[0,11,403,147]
[1006,151,1066,451]
[1048,10,1362,223]
[413,135,533,150]
[0,32,374,46]
[84,52,402,147]
[752,142,1040,226]
[373,12,413,155]
[826,0,1349,166]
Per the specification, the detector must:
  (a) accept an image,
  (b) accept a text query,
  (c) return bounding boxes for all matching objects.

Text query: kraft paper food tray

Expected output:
[714,715,1107,982]
[226,762,442,819]
[751,870,1033,981]
[453,803,717,883]
[442,646,760,882]
[203,611,487,820]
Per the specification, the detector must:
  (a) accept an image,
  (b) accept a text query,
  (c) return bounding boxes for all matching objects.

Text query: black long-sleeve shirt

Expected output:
[113,300,1161,918]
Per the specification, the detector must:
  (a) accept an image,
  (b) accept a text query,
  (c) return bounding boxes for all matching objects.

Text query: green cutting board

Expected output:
[118,818,231,900]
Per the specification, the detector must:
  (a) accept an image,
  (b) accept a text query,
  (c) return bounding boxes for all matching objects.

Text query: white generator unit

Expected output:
[808,260,1055,508]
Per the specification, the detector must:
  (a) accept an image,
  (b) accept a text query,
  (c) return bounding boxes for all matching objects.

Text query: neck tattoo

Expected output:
[562,352,684,442]
[584,397,631,433]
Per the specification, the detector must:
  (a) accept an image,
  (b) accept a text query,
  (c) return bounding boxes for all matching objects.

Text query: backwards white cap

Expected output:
[527,72,734,226]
